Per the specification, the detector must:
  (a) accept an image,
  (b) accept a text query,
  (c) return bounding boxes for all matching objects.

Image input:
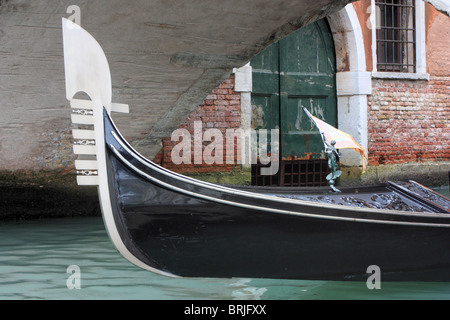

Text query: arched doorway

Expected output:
[250,18,337,186]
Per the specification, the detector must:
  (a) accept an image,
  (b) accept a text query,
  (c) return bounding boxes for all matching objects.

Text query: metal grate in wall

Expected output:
[251,159,330,187]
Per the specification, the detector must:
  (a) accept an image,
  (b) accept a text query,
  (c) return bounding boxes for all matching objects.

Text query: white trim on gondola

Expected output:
[73,144,96,155]
[72,129,96,140]
[75,159,99,170]
[71,99,130,114]
[108,130,450,228]
[109,127,450,221]
[71,114,95,125]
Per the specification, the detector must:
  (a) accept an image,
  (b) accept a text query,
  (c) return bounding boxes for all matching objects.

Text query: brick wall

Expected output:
[153,75,242,173]
[368,76,450,166]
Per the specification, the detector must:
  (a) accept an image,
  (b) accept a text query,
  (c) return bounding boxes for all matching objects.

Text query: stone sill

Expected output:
[372,72,430,81]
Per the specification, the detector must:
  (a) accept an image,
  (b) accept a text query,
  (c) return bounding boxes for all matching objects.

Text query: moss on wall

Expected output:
[183,167,252,186]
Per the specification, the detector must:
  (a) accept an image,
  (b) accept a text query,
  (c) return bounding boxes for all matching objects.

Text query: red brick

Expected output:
[368,77,450,165]
[156,75,242,173]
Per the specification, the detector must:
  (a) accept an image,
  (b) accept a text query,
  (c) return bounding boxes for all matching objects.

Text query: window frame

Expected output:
[371,0,429,80]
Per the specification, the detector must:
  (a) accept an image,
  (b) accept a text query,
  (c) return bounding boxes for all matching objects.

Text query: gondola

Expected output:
[62,18,450,281]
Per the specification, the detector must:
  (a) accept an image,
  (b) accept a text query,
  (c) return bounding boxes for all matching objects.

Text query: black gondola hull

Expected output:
[104,112,450,281]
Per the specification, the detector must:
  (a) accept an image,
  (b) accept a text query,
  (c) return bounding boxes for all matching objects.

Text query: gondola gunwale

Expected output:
[104,109,450,228]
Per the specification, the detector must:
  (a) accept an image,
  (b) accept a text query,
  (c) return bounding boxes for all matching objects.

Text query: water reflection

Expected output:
[1,215,450,300]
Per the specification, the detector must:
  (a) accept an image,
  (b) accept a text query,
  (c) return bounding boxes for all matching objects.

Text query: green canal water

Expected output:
[1,187,449,300]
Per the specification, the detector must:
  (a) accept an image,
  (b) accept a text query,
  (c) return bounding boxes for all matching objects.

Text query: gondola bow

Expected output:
[62,18,450,282]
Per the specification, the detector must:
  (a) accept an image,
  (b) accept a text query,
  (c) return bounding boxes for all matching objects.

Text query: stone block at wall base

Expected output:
[339,161,450,188]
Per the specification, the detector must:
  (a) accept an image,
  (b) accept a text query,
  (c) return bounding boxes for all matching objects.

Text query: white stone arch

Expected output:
[327,4,371,168]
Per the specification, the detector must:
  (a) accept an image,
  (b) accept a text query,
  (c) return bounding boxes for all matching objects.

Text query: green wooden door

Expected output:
[279,19,337,160]
[250,43,280,134]
[251,19,337,186]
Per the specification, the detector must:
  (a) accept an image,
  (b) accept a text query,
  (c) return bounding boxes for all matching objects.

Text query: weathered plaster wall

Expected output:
[427,9,450,75]
[424,0,450,17]
[351,0,373,72]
